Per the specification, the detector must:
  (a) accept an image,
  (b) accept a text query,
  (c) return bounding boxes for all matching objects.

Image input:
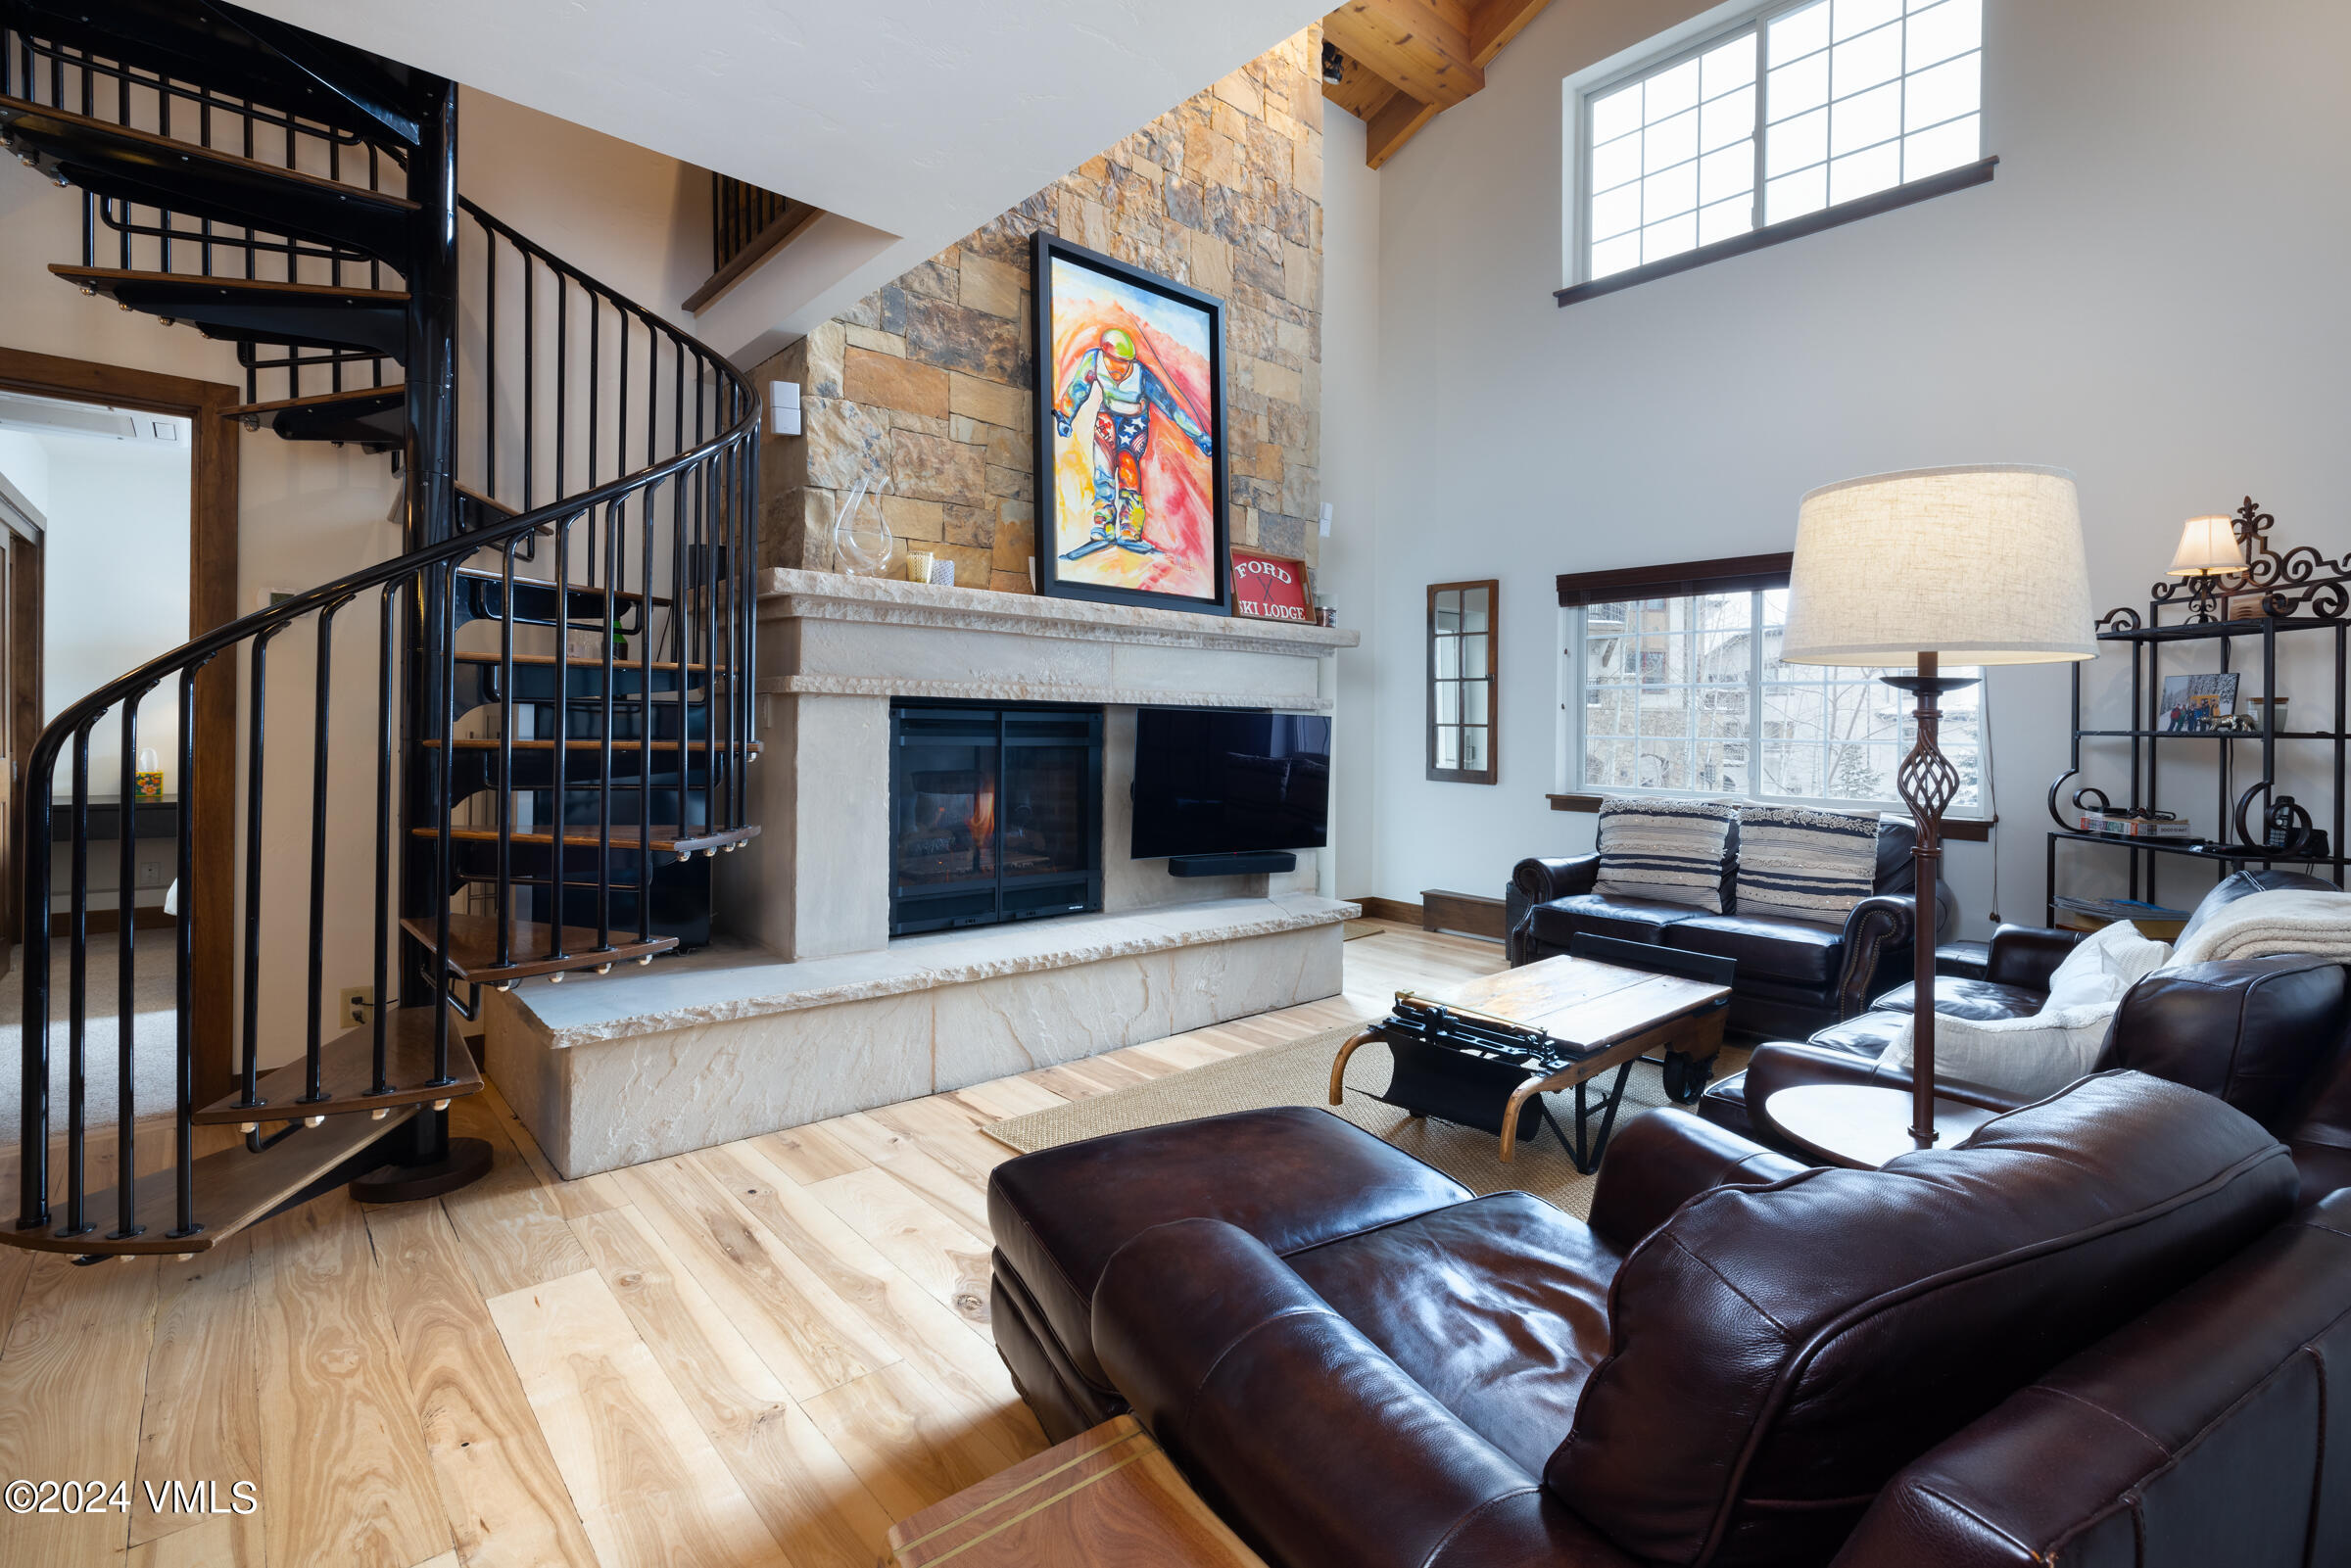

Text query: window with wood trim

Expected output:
[1429,581,1498,784]
[1559,559,1983,812]
[1577,0,1983,284]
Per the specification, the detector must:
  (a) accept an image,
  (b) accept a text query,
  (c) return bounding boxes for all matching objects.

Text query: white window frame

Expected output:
[1561,0,1987,290]
[1560,594,1989,819]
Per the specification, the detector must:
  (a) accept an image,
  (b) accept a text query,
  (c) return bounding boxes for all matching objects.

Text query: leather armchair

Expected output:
[1833,1191,2351,1568]
[993,1076,2298,1568]
[1731,955,2349,1169]
[1702,869,2351,1174]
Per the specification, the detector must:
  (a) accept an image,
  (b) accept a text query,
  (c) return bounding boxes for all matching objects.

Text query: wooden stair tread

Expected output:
[421,736,757,751]
[455,482,553,536]
[411,823,760,853]
[0,1104,419,1256]
[224,385,406,419]
[402,913,677,980]
[191,1007,480,1126]
[454,650,715,671]
[49,263,408,303]
[0,97,421,210]
[453,566,671,606]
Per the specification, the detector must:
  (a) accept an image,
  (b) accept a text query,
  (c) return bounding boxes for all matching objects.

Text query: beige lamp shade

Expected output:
[1780,464,2096,668]
[2167,514,2246,576]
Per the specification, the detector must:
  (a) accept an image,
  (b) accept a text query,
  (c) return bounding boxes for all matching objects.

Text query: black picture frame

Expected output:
[1031,229,1231,615]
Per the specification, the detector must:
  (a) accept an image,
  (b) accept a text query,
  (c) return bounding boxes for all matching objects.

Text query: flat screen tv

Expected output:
[1130,708,1331,859]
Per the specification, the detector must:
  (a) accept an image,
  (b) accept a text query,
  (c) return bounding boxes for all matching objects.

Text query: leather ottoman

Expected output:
[987,1105,1471,1443]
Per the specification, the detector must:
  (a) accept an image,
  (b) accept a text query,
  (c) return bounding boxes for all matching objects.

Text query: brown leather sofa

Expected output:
[987,1072,2314,1567]
[1701,871,2351,1199]
[1508,815,1955,1043]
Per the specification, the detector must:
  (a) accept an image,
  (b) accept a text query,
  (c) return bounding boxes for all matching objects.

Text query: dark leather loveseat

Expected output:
[987,1072,2338,1567]
[1701,870,2351,1199]
[1509,815,1954,1043]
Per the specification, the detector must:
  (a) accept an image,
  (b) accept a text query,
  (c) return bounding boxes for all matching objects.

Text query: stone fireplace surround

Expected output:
[485,569,1359,1176]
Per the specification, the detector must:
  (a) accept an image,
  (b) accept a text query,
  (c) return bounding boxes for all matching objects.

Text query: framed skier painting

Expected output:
[1032,230,1231,614]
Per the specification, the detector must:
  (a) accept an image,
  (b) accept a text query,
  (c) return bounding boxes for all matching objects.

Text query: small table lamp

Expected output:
[2167,514,2248,623]
[1780,465,2095,1152]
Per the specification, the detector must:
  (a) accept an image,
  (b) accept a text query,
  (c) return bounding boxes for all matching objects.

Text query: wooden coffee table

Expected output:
[1329,953,1730,1170]
[887,1415,1265,1567]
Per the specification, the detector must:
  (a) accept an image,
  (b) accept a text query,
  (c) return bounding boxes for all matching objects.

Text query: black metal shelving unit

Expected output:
[2047,499,2349,921]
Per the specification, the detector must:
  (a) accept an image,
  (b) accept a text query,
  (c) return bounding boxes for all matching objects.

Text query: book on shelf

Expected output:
[2075,811,2195,838]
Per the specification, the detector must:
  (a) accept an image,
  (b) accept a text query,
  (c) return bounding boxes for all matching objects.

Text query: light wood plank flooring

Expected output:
[0,921,1504,1567]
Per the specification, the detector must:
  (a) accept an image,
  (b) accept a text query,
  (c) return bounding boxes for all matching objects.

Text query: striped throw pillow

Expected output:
[1733,805,1881,926]
[1594,797,1736,912]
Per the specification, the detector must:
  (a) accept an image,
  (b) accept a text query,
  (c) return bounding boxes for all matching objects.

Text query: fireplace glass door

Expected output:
[890,704,1102,935]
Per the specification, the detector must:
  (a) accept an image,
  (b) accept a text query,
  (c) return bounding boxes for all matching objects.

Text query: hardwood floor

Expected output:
[0,922,1505,1567]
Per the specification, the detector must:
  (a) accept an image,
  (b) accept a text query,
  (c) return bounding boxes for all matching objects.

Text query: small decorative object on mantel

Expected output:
[927,556,955,588]
[2160,672,2238,733]
[906,549,935,584]
[1230,548,1312,621]
[832,475,896,578]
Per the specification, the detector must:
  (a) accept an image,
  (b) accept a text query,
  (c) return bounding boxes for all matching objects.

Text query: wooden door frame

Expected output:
[0,347,240,1105]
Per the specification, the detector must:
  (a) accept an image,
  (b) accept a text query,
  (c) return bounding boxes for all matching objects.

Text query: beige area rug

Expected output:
[985,1022,1750,1219]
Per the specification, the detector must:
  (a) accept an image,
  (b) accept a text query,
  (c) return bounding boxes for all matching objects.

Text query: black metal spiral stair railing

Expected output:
[0,0,760,1257]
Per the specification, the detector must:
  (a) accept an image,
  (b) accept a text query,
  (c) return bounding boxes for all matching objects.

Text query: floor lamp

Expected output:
[1780,466,2095,1151]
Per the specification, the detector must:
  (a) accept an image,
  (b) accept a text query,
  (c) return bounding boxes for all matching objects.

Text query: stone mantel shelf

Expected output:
[760,673,1336,711]
[502,893,1359,1051]
[755,568,1361,657]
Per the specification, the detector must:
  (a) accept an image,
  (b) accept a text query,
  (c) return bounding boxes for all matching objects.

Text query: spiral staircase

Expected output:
[0,0,760,1258]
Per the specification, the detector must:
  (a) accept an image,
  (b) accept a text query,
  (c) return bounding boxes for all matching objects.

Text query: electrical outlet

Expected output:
[139,861,165,883]
[339,986,373,1028]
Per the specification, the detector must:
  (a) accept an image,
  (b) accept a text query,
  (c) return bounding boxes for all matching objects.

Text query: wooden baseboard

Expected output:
[1420,889,1507,942]
[1345,892,1508,942]
[64,907,177,935]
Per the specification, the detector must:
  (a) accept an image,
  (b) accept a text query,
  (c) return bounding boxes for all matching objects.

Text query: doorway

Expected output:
[0,349,240,1105]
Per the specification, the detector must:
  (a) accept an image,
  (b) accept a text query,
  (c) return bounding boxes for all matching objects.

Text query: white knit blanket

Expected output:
[2172,888,2351,966]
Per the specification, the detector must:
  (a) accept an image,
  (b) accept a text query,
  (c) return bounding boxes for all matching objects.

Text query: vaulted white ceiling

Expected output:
[241,0,1327,359]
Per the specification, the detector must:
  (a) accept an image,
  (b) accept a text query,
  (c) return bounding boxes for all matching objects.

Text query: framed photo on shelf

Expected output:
[1230,548,1311,621]
[1031,230,1230,615]
[2160,673,2239,733]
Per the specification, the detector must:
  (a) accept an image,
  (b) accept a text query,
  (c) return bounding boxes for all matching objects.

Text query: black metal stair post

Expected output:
[360,69,488,1201]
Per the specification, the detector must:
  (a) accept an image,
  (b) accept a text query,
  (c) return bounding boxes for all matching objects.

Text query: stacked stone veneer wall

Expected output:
[753,26,1325,595]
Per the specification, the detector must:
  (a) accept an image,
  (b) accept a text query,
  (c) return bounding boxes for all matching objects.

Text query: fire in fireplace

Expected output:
[889,703,1103,935]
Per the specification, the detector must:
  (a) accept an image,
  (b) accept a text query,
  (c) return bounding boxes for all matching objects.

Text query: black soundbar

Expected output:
[1167,851,1298,877]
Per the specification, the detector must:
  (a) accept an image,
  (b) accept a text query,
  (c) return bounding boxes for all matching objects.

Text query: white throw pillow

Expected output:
[1879,920,2174,1098]
[2041,920,2175,1010]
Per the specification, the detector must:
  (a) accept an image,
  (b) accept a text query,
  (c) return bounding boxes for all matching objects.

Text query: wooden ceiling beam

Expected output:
[1466,0,1554,68]
[1323,0,1483,110]
[1322,45,1404,123]
[1365,91,1442,169]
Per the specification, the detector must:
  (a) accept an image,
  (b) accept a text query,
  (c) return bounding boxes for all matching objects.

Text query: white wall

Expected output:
[39,434,191,787]
[1319,110,1383,900]
[1331,0,2351,932]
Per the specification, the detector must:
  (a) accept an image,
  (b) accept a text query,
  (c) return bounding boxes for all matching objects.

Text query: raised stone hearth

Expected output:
[485,570,1359,1175]
[486,894,1349,1175]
